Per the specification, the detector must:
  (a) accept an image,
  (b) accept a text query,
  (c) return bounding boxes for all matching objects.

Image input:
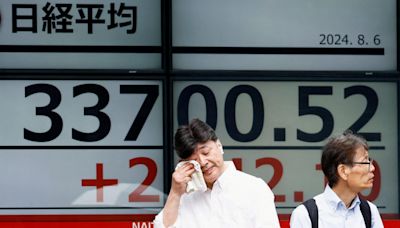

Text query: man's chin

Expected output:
[204,174,217,187]
[361,183,373,191]
[203,166,215,176]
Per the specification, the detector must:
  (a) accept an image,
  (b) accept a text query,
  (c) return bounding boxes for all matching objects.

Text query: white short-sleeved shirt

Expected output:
[153,161,280,228]
[290,185,384,228]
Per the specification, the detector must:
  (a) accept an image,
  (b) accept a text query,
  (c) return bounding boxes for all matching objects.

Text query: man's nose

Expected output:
[198,155,207,167]
[370,162,375,172]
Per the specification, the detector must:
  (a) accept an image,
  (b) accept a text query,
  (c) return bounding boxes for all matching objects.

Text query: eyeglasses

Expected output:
[352,157,373,171]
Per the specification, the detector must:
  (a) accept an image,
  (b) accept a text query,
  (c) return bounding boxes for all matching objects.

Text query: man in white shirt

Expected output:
[290,131,384,228]
[153,118,280,228]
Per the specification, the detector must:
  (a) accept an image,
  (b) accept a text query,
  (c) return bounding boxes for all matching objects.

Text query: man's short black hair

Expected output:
[174,118,218,159]
[321,130,368,187]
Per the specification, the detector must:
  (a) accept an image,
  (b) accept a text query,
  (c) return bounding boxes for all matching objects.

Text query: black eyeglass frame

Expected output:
[352,157,373,171]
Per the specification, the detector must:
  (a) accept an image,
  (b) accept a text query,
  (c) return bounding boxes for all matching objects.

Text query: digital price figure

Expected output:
[173,80,398,214]
[229,150,383,205]
[0,80,165,214]
[81,157,162,205]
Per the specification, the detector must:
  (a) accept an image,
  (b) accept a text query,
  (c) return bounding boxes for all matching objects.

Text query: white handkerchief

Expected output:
[175,160,207,193]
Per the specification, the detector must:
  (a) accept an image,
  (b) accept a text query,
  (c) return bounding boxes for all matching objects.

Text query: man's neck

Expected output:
[332,183,357,208]
[207,162,229,189]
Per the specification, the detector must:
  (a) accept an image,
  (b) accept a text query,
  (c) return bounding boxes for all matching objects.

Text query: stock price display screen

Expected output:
[173,0,397,71]
[0,80,165,215]
[173,79,398,214]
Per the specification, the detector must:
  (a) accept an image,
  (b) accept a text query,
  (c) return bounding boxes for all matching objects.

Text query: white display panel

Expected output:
[173,0,397,71]
[173,80,398,214]
[0,80,164,214]
[0,0,161,69]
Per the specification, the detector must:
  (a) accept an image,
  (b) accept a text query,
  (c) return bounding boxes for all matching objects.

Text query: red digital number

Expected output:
[359,160,381,201]
[256,158,283,189]
[129,157,160,202]
[232,157,285,202]
[233,156,382,204]
[256,158,285,202]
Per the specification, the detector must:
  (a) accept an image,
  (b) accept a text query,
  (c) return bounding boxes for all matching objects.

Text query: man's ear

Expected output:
[338,164,350,180]
[216,139,224,154]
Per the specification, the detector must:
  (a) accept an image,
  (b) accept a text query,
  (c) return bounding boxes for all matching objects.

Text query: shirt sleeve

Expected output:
[153,210,179,228]
[369,202,384,228]
[290,204,312,228]
[253,179,281,228]
[153,210,166,228]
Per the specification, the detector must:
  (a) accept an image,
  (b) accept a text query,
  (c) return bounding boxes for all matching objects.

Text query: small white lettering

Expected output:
[132,221,154,228]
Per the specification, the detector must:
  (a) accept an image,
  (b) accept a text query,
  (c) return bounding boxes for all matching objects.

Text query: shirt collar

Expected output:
[323,185,361,211]
[213,161,236,190]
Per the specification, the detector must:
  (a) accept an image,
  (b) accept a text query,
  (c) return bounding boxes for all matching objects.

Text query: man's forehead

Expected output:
[195,142,213,151]
[187,145,209,160]
[355,146,369,157]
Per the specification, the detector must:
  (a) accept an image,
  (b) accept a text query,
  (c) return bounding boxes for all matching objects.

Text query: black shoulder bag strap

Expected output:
[303,198,371,228]
[359,198,372,228]
[303,198,318,228]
